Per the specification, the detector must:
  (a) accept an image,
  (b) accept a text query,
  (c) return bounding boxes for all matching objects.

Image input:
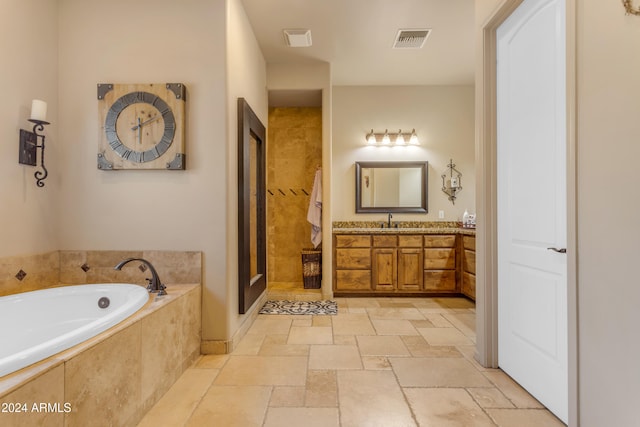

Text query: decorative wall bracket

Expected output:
[19,120,50,187]
[623,0,640,16]
[441,159,462,204]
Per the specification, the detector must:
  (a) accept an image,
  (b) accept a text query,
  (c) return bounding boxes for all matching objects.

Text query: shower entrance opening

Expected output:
[266,89,323,296]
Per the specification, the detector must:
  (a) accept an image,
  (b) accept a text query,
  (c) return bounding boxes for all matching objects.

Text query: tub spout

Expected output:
[114,258,167,296]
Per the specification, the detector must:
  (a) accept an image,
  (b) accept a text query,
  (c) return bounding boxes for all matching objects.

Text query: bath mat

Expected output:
[259,300,337,315]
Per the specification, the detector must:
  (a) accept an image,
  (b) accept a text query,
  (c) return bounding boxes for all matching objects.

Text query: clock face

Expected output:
[105,91,176,163]
[97,83,185,170]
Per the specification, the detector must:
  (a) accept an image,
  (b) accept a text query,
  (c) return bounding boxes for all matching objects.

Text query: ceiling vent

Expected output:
[393,29,431,49]
[283,29,312,47]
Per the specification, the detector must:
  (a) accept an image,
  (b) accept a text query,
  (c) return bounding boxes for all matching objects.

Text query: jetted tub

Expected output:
[0,284,149,377]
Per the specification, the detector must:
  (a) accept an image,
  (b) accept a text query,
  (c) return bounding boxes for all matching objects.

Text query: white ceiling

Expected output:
[240,0,475,87]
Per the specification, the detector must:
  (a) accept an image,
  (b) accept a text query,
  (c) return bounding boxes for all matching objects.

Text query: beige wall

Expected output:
[0,0,278,345]
[225,0,268,337]
[55,0,266,344]
[332,85,475,222]
[57,0,226,341]
[0,0,59,257]
[577,2,640,425]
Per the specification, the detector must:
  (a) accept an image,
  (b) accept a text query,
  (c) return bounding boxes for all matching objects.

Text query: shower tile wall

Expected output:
[267,107,322,287]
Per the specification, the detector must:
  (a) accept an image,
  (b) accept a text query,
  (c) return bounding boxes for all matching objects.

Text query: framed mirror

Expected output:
[355,161,428,213]
[238,98,266,314]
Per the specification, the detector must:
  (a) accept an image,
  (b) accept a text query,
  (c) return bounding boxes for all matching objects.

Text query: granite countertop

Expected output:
[332,221,476,236]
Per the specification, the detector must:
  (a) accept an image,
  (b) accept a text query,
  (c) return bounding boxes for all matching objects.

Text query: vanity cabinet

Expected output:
[461,236,476,300]
[333,230,475,297]
[334,232,470,296]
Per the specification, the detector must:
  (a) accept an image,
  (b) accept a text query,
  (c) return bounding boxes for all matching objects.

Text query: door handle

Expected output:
[547,247,566,253]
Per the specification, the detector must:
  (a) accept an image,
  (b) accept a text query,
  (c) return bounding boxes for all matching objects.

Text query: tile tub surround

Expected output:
[0,250,202,297]
[0,251,60,296]
[0,283,201,427]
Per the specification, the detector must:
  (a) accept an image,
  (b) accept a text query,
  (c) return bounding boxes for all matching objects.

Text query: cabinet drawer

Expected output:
[336,248,371,269]
[336,270,371,290]
[462,272,476,300]
[335,235,371,248]
[463,249,476,275]
[424,235,456,248]
[424,248,456,270]
[398,235,423,247]
[373,235,397,247]
[423,270,457,292]
[463,235,476,251]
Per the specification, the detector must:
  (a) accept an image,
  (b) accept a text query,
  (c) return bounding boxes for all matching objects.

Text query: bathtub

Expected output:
[0,283,149,378]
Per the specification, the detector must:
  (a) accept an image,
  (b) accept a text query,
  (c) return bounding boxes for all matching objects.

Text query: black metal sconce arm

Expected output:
[19,119,49,187]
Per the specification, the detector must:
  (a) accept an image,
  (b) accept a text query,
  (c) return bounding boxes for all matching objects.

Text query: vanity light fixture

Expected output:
[365,129,419,146]
[19,99,50,187]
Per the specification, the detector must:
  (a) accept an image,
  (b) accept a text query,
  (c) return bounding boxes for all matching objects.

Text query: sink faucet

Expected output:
[114,258,167,296]
[387,212,393,228]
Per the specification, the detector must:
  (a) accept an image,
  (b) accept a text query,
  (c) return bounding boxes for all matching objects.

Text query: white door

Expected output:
[497,0,567,423]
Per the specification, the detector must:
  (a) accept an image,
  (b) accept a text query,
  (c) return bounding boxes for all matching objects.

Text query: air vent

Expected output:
[393,29,431,49]
[283,29,312,47]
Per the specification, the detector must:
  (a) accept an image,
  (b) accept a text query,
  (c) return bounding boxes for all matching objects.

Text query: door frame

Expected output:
[476,0,578,424]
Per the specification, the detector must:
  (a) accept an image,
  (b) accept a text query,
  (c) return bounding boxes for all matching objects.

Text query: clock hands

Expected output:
[131,115,160,131]
[132,115,160,145]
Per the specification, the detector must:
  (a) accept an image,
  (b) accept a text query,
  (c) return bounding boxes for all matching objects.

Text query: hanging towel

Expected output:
[307,169,322,248]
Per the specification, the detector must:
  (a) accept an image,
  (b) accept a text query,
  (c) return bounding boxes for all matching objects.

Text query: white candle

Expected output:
[30,99,47,122]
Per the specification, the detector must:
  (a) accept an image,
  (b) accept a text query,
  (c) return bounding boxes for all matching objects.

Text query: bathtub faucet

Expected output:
[114,258,167,296]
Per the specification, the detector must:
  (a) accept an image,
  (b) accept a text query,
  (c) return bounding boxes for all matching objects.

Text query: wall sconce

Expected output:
[366,129,419,146]
[623,0,640,16]
[441,158,462,204]
[19,100,50,187]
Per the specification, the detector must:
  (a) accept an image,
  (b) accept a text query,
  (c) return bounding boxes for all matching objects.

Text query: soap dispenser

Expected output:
[462,210,469,228]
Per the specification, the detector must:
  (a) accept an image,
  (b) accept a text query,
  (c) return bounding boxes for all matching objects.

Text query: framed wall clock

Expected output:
[97,83,186,170]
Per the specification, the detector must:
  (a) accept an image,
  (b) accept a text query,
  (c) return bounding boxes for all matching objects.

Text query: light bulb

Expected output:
[409,129,419,145]
[382,129,391,145]
[395,129,405,145]
[366,130,377,145]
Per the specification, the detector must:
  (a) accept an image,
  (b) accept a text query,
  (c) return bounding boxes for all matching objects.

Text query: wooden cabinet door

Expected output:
[398,248,423,291]
[372,248,396,291]
[463,249,476,275]
[462,272,476,299]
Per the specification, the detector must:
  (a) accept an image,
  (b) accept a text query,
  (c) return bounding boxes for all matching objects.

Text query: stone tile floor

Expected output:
[138,296,565,426]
